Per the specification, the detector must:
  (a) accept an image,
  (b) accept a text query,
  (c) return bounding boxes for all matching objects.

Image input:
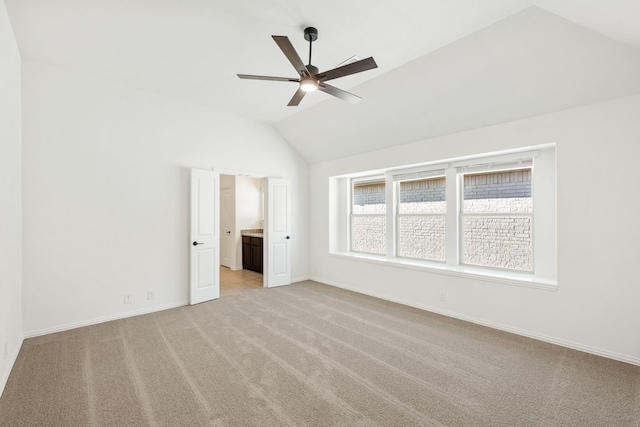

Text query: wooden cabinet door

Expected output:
[251,242,262,273]
[242,241,251,270]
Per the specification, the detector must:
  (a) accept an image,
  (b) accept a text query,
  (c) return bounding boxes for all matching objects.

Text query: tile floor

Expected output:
[220,266,263,296]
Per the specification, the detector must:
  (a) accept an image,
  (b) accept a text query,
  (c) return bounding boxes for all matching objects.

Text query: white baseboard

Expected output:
[315,277,640,367]
[0,335,24,399]
[23,301,188,339]
[22,278,313,339]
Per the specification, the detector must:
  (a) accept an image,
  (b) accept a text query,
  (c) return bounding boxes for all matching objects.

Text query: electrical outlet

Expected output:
[147,290,155,300]
[124,294,132,304]
[439,292,446,302]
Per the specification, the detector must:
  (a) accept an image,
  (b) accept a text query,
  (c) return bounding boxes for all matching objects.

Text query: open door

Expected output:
[264,178,291,287]
[190,169,220,304]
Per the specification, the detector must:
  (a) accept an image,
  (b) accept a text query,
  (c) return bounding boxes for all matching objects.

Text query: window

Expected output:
[351,179,386,255]
[331,145,557,288]
[397,176,446,261]
[461,168,533,271]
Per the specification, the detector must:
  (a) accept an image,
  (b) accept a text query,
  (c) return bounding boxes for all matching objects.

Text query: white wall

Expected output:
[21,61,309,336]
[0,0,23,395]
[310,94,640,365]
[236,176,262,231]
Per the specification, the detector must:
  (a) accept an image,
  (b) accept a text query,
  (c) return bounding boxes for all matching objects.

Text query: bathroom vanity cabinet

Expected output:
[242,235,263,273]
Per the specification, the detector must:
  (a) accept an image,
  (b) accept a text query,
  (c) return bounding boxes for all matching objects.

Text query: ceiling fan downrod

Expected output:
[304,27,319,76]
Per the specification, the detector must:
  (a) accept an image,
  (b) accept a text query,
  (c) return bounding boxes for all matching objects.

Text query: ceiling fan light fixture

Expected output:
[300,77,318,92]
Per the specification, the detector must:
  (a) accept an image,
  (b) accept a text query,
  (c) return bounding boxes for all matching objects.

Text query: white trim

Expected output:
[386,174,395,256]
[23,301,188,339]
[329,251,557,290]
[457,161,533,174]
[387,164,448,181]
[332,145,554,180]
[212,167,268,178]
[445,167,459,266]
[452,150,538,169]
[21,274,312,339]
[0,336,24,398]
[352,175,385,185]
[314,278,640,367]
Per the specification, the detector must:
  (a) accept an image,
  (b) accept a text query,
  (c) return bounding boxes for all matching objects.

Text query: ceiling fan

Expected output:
[238,27,378,106]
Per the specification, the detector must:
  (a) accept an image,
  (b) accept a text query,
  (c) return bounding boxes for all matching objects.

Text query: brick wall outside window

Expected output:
[462,169,532,271]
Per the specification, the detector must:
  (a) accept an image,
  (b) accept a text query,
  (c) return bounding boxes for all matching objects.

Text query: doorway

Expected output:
[219,173,264,295]
[189,169,291,305]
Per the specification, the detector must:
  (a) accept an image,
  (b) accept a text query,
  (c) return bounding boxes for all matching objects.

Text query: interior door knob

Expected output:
[286,236,290,240]
[226,231,231,234]
[193,241,204,246]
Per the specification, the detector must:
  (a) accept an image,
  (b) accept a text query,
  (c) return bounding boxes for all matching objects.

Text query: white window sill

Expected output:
[329,251,558,291]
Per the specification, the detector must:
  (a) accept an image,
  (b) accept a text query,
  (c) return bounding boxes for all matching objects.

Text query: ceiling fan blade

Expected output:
[318,83,362,104]
[272,35,310,77]
[287,87,307,106]
[237,74,299,83]
[315,57,378,82]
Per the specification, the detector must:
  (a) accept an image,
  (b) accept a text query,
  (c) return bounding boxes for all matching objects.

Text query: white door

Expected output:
[220,187,231,268]
[190,169,220,304]
[265,178,291,287]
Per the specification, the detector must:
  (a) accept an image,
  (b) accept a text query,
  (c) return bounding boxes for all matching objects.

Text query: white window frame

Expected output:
[332,144,557,290]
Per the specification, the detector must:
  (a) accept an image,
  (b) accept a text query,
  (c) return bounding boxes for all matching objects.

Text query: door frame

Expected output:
[219,184,233,268]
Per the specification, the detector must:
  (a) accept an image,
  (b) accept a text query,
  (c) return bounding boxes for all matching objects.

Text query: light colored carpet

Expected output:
[1,280,639,426]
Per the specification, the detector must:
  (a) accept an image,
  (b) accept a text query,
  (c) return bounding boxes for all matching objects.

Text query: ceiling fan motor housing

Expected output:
[304,27,318,42]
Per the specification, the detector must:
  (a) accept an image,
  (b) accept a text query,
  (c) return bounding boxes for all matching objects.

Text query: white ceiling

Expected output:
[5,0,640,163]
[275,7,640,162]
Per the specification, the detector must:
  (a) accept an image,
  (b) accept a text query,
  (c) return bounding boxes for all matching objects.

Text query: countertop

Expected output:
[241,229,263,238]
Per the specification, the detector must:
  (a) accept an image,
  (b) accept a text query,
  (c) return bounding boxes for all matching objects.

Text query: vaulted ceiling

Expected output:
[6,0,640,163]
